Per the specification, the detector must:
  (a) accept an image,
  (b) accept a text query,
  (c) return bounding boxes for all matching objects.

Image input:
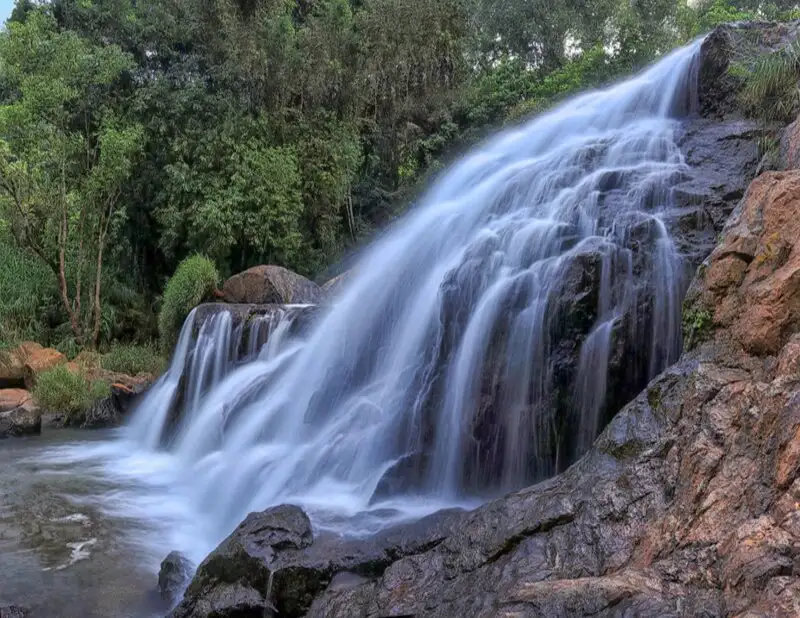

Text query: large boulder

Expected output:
[22,348,67,389]
[0,342,42,388]
[171,505,465,618]
[0,401,41,438]
[222,266,322,306]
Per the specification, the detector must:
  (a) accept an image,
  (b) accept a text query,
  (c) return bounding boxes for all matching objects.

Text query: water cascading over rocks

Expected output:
[130,41,705,535]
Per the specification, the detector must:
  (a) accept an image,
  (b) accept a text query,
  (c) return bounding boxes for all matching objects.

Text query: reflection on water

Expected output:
[0,430,202,618]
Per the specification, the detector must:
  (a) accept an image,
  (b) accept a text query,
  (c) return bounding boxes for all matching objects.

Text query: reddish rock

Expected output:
[0,342,43,387]
[22,348,67,389]
[687,171,800,355]
[0,389,31,413]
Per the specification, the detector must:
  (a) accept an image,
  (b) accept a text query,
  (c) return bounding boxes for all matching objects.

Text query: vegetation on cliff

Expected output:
[0,0,798,360]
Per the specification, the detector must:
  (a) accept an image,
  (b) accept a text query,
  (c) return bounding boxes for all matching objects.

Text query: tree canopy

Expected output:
[0,0,796,351]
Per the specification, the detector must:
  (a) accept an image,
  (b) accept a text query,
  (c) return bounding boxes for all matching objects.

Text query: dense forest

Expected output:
[0,0,798,356]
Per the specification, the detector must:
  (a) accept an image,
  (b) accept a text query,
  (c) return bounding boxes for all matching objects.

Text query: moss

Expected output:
[682,305,714,351]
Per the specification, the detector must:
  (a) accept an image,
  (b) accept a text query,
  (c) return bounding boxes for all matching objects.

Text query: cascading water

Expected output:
[40,41,706,558]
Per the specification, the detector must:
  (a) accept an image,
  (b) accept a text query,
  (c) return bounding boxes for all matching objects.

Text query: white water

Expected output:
[33,42,702,563]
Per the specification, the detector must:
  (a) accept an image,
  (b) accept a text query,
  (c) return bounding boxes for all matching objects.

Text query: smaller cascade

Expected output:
[128,305,311,450]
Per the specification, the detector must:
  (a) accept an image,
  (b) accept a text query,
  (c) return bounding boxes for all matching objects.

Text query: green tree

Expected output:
[0,9,143,348]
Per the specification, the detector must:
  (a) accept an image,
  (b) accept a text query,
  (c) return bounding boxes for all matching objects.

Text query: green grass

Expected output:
[735,41,800,123]
[32,365,111,422]
[158,254,219,353]
[100,343,166,376]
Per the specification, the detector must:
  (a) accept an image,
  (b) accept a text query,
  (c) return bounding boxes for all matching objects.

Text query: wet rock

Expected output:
[222,265,322,305]
[160,551,195,604]
[0,607,30,618]
[79,379,152,429]
[172,506,466,618]
[321,270,351,296]
[0,342,42,388]
[22,347,67,389]
[170,504,313,618]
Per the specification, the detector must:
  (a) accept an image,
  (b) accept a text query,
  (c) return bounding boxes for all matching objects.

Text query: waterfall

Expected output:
[127,41,702,537]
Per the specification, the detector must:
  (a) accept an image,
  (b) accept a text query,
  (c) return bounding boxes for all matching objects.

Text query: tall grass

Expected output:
[32,365,111,422]
[100,343,166,376]
[735,40,800,123]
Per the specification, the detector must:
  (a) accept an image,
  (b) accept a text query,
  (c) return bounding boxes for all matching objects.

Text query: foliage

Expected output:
[0,239,59,344]
[0,10,143,348]
[1,0,798,357]
[736,40,800,122]
[683,306,714,350]
[158,254,219,352]
[32,364,110,420]
[100,343,166,376]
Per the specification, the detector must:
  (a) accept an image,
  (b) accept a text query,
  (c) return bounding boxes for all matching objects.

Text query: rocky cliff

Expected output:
[170,23,800,618]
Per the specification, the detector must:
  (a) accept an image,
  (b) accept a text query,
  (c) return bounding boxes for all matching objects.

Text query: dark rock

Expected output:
[160,551,195,604]
[170,504,313,618]
[172,505,466,618]
[222,265,322,306]
[0,607,30,618]
[0,402,41,438]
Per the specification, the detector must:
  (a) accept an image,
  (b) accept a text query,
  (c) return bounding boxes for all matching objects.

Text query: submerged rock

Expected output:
[159,551,195,605]
[222,265,322,305]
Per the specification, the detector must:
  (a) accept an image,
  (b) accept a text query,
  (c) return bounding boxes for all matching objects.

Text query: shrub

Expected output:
[101,343,166,376]
[158,254,219,352]
[32,365,111,422]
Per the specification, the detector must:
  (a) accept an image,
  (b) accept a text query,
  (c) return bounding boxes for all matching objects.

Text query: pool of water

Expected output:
[0,429,202,617]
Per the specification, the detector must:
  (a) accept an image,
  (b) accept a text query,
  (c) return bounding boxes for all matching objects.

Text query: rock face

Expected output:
[80,379,152,429]
[159,551,195,604]
[0,389,31,413]
[222,265,322,306]
[176,109,800,618]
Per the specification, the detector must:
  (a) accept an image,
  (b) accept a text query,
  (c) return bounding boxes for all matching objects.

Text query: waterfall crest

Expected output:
[129,42,702,536]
